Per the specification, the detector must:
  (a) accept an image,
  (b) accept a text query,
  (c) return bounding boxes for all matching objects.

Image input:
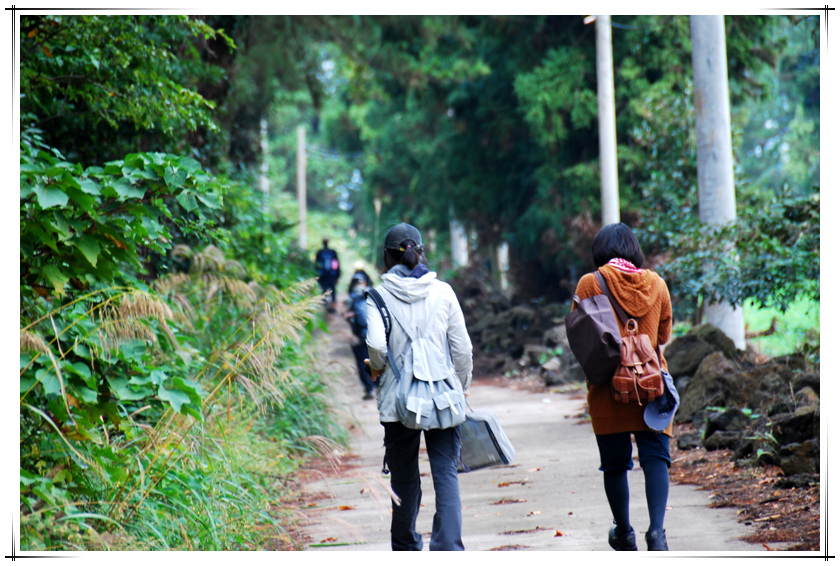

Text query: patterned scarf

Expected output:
[607,257,643,274]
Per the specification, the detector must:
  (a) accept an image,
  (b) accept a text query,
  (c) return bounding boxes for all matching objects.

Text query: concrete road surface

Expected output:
[297,328,776,554]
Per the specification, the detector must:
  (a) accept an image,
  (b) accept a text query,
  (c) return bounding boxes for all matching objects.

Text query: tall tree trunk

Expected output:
[690,15,746,350]
[596,15,620,226]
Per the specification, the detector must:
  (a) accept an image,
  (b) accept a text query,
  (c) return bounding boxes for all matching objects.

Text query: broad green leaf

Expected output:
[175,191,198,212]
[110,376,152,401]
[36,367,61,397]
[179,157,201,172]
[66,187,96,211]
[63,361,95,389]
[78,178,100,195]
[196,192,221,209]
[172,376,204,405]
[39,265,69,296]
[182,404,203,421]
[20,377,37,394]
[164,166,188,188]
[114,178,146,199]
[75,385,98,404]
[74,235,101,267]
[34,186,69,209]
[158,385,191,413]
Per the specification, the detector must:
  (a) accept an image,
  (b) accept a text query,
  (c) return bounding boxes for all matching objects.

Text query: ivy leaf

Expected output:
[110,376,152,401]
[175,191,198,212]
[37,367,61,397]
[158,385,192,413]
[39,265,69,296]
[74,235,101,267]
[114,178,146,199]
[179,157,201,173]
[34,186,69,209]
[164,165,188,188]
[78,178,101,195]
[196,192,221,209]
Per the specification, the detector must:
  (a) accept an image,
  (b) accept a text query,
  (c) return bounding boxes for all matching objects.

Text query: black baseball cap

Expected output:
[384,223,423,250]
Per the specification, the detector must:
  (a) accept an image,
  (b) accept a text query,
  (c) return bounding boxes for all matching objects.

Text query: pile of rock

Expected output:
[665,324,819,480]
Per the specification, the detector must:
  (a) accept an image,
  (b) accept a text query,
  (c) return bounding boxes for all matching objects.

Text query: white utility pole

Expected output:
[596,15,620,226]
[296,126,307,250]
[259,117,269,213]
[497,242,510,291]
[450,217,469,267]
[690,15,746,349]
[372,196,382,265]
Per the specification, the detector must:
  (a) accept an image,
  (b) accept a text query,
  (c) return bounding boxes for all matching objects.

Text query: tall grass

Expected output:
[20,246,350,551]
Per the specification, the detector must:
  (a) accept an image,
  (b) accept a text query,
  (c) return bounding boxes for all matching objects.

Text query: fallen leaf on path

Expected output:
[320,537,337,543]
[338,505,355,511]
[554,531,564,537]
[492,499,526,505]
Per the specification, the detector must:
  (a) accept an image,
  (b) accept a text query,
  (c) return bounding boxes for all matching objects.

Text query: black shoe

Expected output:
[609,525,637,551]
[363,391,374,400]
[645,529,668,551]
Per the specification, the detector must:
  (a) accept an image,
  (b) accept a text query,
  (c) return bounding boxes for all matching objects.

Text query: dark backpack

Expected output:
[349,291,368,338]
[317,249,340,277]
[565,271,622,386]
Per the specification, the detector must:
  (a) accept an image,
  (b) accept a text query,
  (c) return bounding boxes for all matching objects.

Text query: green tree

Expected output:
[20,15,233,164]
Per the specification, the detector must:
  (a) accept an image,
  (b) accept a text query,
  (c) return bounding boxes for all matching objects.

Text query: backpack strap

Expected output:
[595,270,630,325]
[366,289,391,343]
[367,288,402,380]
[596,269,664,363]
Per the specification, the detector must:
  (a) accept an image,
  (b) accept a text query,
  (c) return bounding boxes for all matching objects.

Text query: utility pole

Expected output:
[259,117,269,214]
[450,213,469,268]
[595,15,620,226]
[296,126,307,250]
[372,196,382,265]
[690,15,746,350]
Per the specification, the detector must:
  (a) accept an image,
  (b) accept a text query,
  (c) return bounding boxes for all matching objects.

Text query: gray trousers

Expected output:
[382,422,464,551]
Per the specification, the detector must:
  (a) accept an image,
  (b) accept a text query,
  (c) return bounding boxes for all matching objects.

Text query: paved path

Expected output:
[297,314,770,553]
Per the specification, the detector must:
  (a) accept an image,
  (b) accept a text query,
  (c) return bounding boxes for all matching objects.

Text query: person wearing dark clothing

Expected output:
[571,223,673,552]
[346,271,378,400]
[315,238,341,311]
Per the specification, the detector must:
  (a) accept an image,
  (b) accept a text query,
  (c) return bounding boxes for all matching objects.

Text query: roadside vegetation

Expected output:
[19,14,818,550]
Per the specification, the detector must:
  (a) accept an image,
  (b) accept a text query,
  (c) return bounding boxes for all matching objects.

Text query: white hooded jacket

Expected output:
[365,264,473,423]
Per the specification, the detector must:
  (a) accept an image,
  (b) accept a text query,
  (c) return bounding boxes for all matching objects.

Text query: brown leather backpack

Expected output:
[599,277,664,405]
[612,319,664,404]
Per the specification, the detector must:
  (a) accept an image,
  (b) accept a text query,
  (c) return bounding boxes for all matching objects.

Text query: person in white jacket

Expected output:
[365,222,473,551]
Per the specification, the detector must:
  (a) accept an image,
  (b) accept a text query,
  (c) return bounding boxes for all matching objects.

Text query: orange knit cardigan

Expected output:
[572,265,673,436]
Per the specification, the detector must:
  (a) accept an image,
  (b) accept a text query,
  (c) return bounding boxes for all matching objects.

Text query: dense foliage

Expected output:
[311,15,818,316]
[19,14,346,550]
[19,13,820,549]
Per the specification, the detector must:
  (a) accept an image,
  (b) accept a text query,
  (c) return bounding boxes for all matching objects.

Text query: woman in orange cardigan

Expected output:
[572,223,673,551]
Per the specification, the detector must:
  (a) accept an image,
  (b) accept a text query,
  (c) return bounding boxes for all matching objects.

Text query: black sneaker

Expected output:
[645,529,668,551]
[609,525,637,551]
[363,391,374,400]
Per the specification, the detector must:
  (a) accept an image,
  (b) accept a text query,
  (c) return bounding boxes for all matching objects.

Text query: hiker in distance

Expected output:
[571,222,674,551]
[314,238,341,312]
[364,222,473,551]
[344,269,378,400]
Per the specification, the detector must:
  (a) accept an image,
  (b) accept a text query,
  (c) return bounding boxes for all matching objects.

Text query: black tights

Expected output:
[603,457,669,533]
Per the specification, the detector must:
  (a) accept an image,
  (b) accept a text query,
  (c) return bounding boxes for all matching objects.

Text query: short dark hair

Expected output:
[591,223,644,268]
